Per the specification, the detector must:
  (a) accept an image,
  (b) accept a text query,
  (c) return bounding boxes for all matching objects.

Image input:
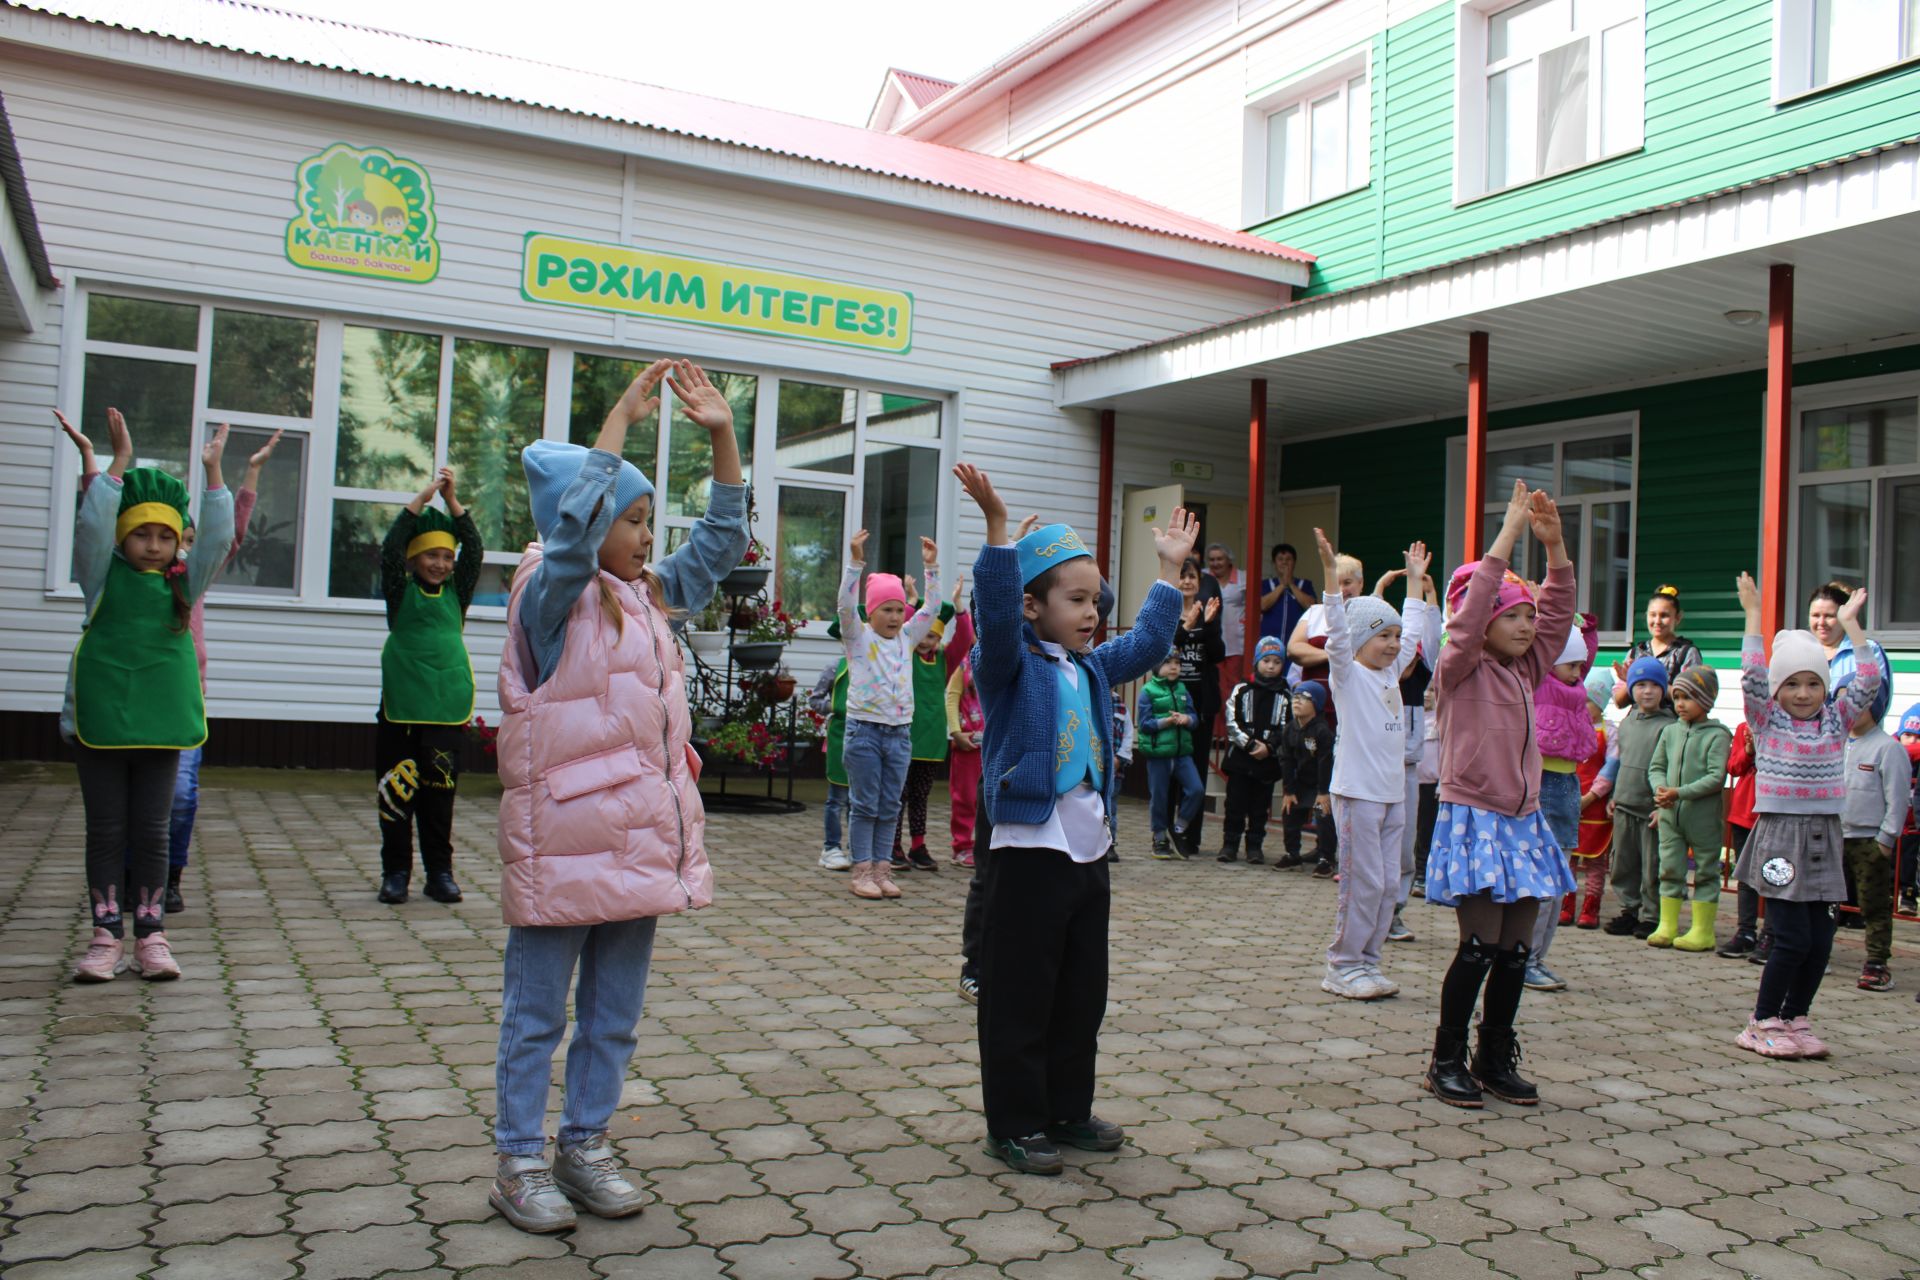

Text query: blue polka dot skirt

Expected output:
[1424,802,1578,907]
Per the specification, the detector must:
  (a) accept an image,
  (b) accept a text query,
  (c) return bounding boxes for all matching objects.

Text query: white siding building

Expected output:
[0,0,1309,764]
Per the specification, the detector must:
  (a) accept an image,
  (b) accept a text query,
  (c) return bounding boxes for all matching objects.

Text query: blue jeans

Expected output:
[168,746,202,870]
[844,720,911,864]
[822,782,849,849]
[494,917,658,1156]
[1531,768,1582,962]
[1146,755,1204,836]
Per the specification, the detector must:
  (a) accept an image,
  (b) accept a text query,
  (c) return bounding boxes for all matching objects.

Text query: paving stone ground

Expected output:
[1,766,1918,1279]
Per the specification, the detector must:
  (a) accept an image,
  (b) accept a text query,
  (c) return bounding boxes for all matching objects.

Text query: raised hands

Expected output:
[666,359,732,433]
[849,527,870,564]
[611,359,671,429]
[1153,507,1200,574]
[1837,585,1870,643]
[1312,526,1337,585]
[1373,568,1406,597]
[1734,571,1762,632]
[438,466,466,517]
[1203,597,1220,624]
[1014,513,1041,541]
[408,469,444,515]
[53,410,96,476]
[953,463,1008,547]
[241,428,285,494]
[201,422,229,489]
[920,535,939,568]
[1527,489,1565,560]
[1404,539,1431,583]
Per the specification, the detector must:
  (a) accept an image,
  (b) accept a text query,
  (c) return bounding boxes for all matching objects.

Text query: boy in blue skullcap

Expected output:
[954,464,1196,1176]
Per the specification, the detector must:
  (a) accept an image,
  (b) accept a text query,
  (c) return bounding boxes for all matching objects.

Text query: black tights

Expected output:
[1753,899,1836,1022]
[1438,894,1543,1034]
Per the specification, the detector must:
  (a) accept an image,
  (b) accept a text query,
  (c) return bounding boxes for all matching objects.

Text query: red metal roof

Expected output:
[891,69,957,111]
[14,0,1311,266]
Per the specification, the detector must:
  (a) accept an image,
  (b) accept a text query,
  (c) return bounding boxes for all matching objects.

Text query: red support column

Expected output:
[1247,380,1268,661]
[1095,408,1116,641]
[1464,331,1489,561]
[1760,265,1794,645]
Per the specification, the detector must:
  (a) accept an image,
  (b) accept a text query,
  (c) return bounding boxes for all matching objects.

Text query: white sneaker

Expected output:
[1322,964,1384,1000]
[818,846,851,870]
[1362,964,1399,997]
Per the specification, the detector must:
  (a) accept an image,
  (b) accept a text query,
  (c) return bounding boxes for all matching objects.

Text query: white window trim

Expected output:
[1241,50,1372,228]
[1444,412,1640,645]
[1453,0,1646,206]
[1772,0,1920,102]
[48,279,957,631]
[1786,370,1920,644]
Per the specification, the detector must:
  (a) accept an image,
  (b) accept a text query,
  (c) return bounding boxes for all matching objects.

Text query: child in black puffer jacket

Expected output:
[1220,636,1292,864]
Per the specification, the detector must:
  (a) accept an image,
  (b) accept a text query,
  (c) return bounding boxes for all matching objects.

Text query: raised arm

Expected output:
[838,529,869,657]
[1735,572,1773,735]
[954,464,1021,694]
[1091,506,1199,686]
[902,538,942,645]
[1829,588,1882,724]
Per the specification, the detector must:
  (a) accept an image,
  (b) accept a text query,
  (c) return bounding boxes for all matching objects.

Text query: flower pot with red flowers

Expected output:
[730,599,801,670]
[719,535,772,599]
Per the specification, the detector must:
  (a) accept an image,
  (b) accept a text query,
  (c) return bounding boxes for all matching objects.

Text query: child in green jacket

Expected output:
[1647,665,1733,951]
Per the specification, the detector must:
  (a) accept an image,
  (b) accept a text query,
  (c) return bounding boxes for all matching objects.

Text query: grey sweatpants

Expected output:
[1327,795,1405,972]
[74,743,178,939]
[1610,808,1659,924]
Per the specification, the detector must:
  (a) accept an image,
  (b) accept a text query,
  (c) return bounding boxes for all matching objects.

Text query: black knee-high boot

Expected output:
[1472,943,1539,1105]
[1429,936,1494,1107]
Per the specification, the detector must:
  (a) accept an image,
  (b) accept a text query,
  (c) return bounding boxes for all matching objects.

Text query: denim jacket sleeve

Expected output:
[654,481,749,615]
[517,449,620,690]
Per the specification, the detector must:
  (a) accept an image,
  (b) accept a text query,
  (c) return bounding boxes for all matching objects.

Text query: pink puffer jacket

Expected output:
[1535,613,1599,764]
[496,549,713,927]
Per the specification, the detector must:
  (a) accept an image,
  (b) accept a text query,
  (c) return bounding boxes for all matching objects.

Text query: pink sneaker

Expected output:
[132,933,181,981]
[1735,1017,1800,1058]
[952,849,975,868]
[1783,1017,1829,1059]
[72,928,124,982]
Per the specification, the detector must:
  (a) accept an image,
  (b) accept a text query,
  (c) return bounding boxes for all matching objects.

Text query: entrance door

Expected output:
[1279,488,1339,571]
[1198,499,1245,572]
[1119,483,1183,626]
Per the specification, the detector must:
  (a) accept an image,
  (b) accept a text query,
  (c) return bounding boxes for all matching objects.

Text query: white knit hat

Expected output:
[1768,629,1829,697]
[1345,595,1402,648]
[1555,628,1587,667]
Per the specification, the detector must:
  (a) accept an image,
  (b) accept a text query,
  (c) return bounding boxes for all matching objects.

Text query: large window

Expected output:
[1776,0,1920,97]
[1256,67,1370,218]
[1453,419,1637,637]
[71,294,317,595]
[1460,0,1644,199]
[55,290,948,623]
[1794,386,1920,632]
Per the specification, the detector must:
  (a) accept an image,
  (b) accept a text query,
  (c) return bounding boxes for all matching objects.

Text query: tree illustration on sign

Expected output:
[301,146,430,239]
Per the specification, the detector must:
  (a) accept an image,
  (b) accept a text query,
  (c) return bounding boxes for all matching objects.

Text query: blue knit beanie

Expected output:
[1292,683,1326,712]
[1016,523,1090,588]
[1900,702,1920,736]
[522,440,654,543]
[1625,655,1668,693]
[1255,635,1285,665]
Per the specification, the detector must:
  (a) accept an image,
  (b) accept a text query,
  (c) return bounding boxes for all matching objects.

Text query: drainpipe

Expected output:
[1247,380,1268,661]
[1464,331,1489,561]
[1096,408,1116,641]
[1761,265,1793,645]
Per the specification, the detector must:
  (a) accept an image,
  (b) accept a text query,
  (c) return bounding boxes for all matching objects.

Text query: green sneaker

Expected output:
[984,1132,1063,1175]
[1045,1114,1125,1151]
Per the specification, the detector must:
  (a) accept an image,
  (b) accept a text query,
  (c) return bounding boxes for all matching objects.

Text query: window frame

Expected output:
[49,281,956,632]
[1787,371,1920,643]
[1773,0,1920,101]
[1444,412,1640,645]
[1241,51,1372,226]
[1452,0,1646,204]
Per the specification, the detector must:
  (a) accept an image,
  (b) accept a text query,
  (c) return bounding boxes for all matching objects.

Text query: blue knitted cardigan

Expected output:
[972,543,1182,827]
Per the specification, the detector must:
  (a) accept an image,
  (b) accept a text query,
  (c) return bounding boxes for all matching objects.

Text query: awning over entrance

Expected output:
[1054,141,1920,440]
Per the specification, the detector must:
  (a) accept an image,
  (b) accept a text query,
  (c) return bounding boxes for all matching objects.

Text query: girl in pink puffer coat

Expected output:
[1524,611,1599,992]
[486,361,748,1235]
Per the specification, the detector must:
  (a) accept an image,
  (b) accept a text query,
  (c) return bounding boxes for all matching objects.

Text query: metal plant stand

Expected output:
[684,568,804,814]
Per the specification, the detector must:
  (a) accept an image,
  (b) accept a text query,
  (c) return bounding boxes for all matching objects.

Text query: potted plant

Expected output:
[731,599,800,670]
[719,496,772,598]
[769,664,797,702]
[684,599,729,662]
[700,712,789,772]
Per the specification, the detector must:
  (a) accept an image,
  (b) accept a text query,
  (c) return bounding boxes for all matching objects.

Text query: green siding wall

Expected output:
[1279,343,1920,661]
[1256,1,1920,296]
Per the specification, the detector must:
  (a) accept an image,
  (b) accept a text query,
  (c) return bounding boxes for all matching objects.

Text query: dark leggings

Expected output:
[893,759,939,852]
[1414,782,1438,879]
[75,744,179,939]
[961,808,994,980]
[1753,898,1836,1022]
[1180,677,1218,834]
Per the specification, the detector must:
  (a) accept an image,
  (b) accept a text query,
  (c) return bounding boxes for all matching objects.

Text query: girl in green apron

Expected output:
[375,467,483,905]
[62,410,234,983]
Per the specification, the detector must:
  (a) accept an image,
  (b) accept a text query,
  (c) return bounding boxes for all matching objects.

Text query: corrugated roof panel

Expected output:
[892,70,957,110]
[13,0,1312,264]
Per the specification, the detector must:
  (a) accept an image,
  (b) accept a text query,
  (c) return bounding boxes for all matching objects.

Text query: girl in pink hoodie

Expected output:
[487,360,748,1235]
[1425,481,1578,1110]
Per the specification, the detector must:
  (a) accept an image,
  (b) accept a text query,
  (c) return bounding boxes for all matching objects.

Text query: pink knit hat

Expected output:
[1446,562,1535,618]
[864,573,906,612]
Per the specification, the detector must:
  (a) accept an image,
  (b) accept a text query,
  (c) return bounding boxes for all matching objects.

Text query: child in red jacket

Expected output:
[1717,723,1762,958]
[1564,669,1616,929]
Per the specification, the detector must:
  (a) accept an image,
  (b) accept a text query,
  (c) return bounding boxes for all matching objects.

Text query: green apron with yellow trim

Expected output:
[381,582,475,725]
[74,558,205,749]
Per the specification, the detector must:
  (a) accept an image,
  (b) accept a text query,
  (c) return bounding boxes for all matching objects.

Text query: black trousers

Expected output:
[1414,782,1439,879]
[1281,795,1337,861]
[977,845,1110,1138]
[375,710,462,878]
[960,808,994,980]
[1222,772,1276,851]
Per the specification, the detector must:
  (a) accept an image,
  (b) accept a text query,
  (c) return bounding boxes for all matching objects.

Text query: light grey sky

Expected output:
[286,0,1092,124]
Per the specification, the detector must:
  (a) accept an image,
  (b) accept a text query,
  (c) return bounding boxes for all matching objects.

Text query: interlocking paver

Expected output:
[0,773,1916,1278]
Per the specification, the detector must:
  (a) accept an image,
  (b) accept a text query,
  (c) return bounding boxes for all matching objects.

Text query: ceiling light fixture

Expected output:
[1723,309,1763,327]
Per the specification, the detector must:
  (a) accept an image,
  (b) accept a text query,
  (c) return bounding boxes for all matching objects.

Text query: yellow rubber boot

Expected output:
[1646,897,1683,948]
[1674,898,1719,952]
